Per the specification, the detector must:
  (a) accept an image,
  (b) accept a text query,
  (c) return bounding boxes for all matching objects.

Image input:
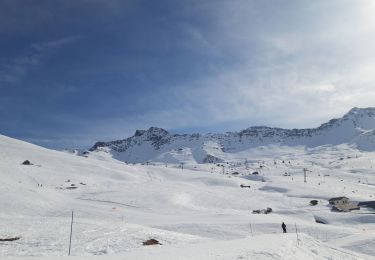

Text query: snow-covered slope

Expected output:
[7,234,369,260]
[88,107,375,163]
[1,134,375,259]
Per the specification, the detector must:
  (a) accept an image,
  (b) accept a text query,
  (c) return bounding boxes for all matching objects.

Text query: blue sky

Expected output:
[1,0,375,149]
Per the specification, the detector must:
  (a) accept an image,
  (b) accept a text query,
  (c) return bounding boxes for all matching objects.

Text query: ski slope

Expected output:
[6,234,369,260]
[0,134,374,259]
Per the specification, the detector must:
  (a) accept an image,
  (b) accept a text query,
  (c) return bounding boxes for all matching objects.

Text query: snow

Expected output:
[88,107,375,164]
[5,234,369,260]
[1,130,375,259]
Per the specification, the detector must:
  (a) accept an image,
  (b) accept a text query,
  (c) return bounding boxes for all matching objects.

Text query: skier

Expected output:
[282,222,287,233]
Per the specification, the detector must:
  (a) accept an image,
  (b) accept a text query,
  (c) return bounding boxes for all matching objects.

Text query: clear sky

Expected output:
[1,0,375,149]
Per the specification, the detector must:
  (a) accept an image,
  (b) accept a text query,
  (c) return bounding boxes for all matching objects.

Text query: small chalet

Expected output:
[329,197,349,206]
[328,197,359,212]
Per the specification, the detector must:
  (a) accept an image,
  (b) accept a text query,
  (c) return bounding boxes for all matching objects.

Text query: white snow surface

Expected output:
[1,133,375,259]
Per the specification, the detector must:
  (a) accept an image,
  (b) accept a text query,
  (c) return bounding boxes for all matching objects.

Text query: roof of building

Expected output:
[329,196,349,202]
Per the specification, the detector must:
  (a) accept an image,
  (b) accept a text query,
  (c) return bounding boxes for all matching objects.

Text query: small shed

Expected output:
[328,197,359,212]
[328,197,349,206]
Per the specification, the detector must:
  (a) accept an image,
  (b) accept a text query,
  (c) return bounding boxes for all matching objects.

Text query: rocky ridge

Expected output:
[88,107,375,163]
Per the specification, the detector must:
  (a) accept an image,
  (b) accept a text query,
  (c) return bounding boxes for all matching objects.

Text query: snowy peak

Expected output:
[311,107,375,131]
[342,107,375,129]
[143,127,172,150]
[134,126,170,138]
[346,106,375,116]
[88,107,375,163]
[90,126,172,154]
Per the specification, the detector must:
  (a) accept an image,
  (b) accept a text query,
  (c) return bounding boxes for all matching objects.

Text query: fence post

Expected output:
[69,211,74,256]
[295,223,299,246]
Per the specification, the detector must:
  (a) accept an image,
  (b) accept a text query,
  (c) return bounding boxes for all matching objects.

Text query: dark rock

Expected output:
[142,239,161,246]
[314,216,327,224]
[134,130,146,136]
[203,154,223,163]
[252,207,272,214]
[0,236,21,242]
[89,142,106,151]
[21,160,32,165]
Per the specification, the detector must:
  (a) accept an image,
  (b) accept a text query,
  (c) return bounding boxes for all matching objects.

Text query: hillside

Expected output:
[1,134,375,259]
[88,107,375,164]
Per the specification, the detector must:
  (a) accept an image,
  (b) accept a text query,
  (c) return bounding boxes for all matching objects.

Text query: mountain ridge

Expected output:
[88,107,375,163]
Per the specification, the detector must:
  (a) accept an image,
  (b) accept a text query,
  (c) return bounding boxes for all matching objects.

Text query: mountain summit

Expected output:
[89,107,375,163]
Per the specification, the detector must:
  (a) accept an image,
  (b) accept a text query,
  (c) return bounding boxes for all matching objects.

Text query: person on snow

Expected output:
[282,222,287,233]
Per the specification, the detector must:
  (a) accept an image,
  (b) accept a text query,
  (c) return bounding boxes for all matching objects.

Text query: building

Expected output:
[328,197,360,212]
[329,197,349,206]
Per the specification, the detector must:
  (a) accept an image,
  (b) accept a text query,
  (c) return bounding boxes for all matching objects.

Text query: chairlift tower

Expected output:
[303,168,312,183]
[245,159,249,170]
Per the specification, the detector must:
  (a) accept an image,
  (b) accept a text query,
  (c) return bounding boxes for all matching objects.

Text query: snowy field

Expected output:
[0,134,374,259]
